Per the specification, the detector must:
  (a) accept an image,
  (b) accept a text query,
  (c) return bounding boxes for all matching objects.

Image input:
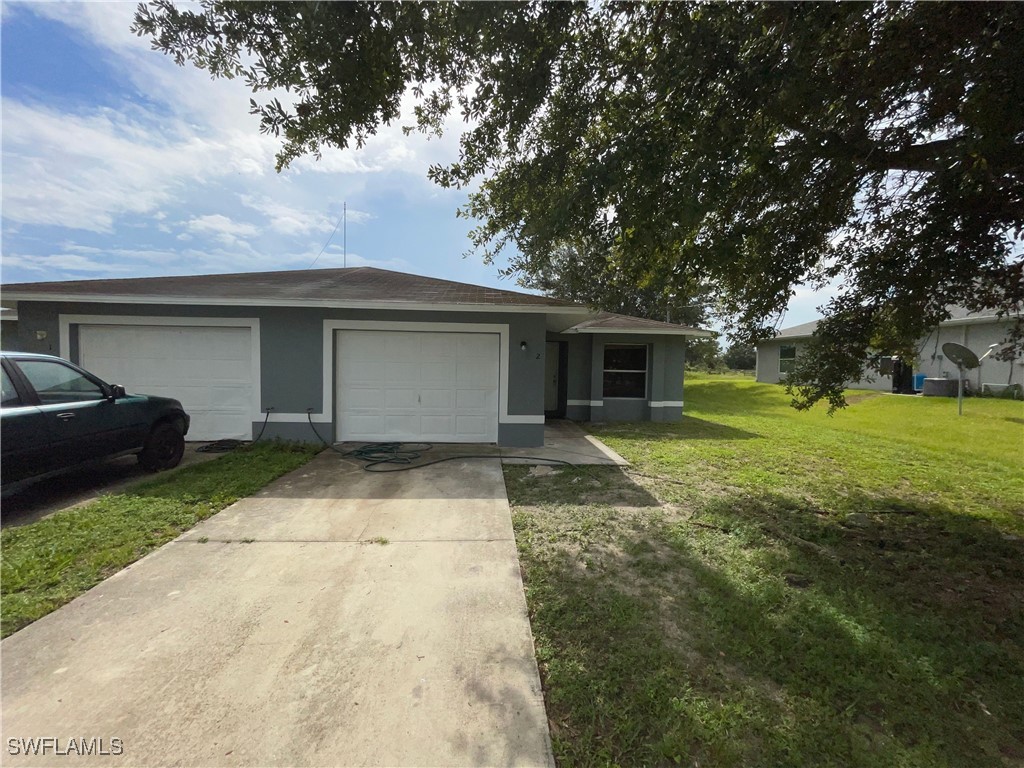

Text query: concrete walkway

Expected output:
[501,420,628,466]
[1,452,553,767]
[334,421,628,469]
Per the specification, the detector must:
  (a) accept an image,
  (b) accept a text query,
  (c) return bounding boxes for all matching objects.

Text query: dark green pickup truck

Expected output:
[1,351,190,489]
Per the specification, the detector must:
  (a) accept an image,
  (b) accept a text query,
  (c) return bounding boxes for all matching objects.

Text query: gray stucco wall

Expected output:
[0,320,22,351]
[549,333,686,423]
[755,341,785,384]
[565,335,592,401]
[548,333,593,421]
[652,338,687,422]
[756,338,893,391]
[15,301,547,447]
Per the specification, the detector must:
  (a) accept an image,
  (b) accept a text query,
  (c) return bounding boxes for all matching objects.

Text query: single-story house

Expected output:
[755,320,894,392]
[756,309,1023,391]
[1,267,711,446]
[0,305,18,349]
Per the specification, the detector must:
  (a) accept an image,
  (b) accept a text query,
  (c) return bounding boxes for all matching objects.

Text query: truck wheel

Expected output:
[138,422,185,471]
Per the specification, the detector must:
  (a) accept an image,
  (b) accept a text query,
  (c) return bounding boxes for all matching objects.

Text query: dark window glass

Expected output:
[1,367,21,407]
[603,344,647,398]
[604,345,647,372]
[17,360,105,404]
[779,344,797,375]
[603,371,646,398]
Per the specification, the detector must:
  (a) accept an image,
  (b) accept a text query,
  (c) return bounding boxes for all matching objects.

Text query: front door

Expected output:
[544,341,567,419]
[544,342,559,412]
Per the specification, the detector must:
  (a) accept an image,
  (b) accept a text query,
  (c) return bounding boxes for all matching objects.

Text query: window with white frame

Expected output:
[603,344,648,398]
[779,344,797,375]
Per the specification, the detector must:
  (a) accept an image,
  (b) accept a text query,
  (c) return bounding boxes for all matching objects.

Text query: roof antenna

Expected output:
[306,203,344,270]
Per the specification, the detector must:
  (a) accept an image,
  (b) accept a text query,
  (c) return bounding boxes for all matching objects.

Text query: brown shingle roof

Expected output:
[2,267,585,309]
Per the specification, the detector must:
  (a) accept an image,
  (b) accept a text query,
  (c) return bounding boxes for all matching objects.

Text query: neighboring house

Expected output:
[0,305,17,349]
[1,267,711,446]
[756,310,1023,391]
[914,308,1023,388]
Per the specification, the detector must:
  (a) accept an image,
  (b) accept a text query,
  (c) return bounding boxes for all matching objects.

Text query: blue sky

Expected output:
[0,2,827,331]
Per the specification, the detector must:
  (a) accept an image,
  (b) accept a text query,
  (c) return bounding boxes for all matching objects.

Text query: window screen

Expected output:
[603,344,647,398]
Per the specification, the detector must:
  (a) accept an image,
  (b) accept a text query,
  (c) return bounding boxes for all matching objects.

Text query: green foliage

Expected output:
[506,376,1024,766]
[687,336,722,370]
[134,1,1024,409]
[515,239,715,327]
[0,442,319,637]
[722,342,756,370]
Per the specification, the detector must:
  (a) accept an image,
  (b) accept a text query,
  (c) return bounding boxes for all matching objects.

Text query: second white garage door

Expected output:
[336,330,499,443]
[78,324,255,441]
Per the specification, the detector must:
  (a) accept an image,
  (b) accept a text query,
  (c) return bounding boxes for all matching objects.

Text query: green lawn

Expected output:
[507,376,1024,767]
[1,442,319,638]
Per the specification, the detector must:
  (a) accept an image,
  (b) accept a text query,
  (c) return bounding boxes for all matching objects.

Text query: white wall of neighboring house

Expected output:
[755,339,893,390]
[755,314,1022,392]
[916,318,1022,389]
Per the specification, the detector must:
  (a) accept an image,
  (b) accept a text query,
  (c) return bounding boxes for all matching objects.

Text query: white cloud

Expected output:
[25,2,466,175]
[1,3,494,289]
[2,252,133,275]
[345,208,374,225]
[186,214,260,240]
[2,101,231,232]
[312,249,413,273]
[1,5,463,237]
[239,196,330,236]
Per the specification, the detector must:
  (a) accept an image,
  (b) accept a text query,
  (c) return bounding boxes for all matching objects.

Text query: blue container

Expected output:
[913,373,927,392]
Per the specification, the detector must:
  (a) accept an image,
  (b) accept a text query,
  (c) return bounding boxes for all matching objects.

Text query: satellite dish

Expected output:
[942,342,980,370]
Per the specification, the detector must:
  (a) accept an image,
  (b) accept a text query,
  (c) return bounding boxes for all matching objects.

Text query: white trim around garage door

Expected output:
[58,314,263,427]
[268,320,544,428]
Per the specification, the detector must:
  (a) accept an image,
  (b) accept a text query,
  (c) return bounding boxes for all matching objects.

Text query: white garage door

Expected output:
[336,330,499,443]
[78,324,254,441]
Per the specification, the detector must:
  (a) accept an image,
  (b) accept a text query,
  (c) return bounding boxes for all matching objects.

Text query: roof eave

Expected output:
[938,314,1004,327]
[1,292,591,314]
[770,334,815,342]
[568,327,714,337]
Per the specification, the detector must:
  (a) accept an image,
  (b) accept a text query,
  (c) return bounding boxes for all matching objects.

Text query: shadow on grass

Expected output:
[123,442,319,503]
[592,415,761,442]
[516,489,1024,767]
[1005,416,1024,426]
[505,465,661,508]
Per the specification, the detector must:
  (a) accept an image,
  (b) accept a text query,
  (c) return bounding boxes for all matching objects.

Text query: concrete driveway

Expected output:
[1,451,553,767]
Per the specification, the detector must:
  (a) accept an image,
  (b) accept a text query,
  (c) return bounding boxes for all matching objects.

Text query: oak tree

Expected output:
[134,1,1024,408]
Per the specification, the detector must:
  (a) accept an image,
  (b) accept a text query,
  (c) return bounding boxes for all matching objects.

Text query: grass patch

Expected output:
[1,441,319,638]
[508,376,1024,766]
